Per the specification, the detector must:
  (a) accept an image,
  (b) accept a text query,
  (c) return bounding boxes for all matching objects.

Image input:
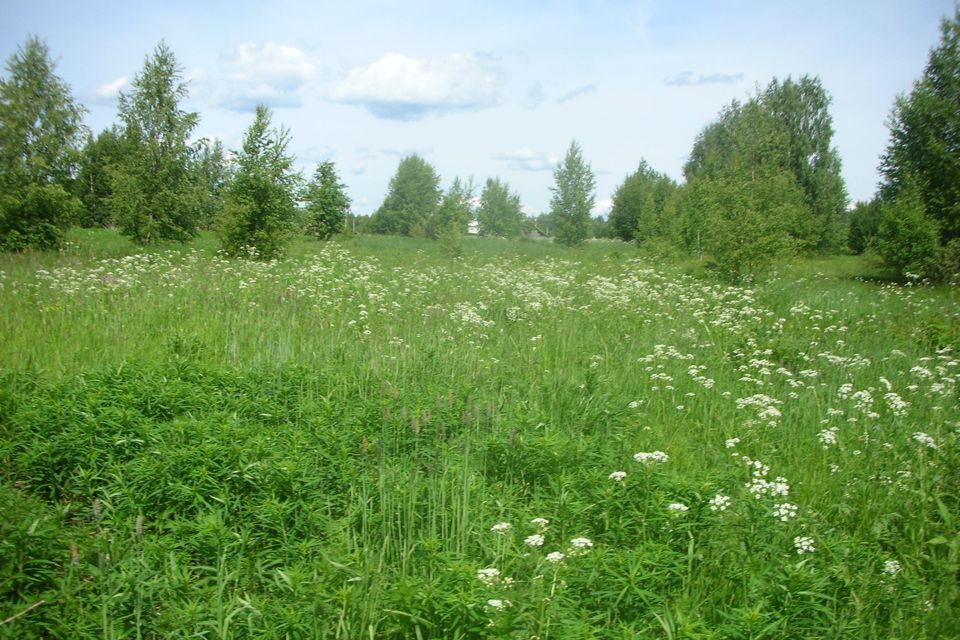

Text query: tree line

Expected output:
[2,9,958,281]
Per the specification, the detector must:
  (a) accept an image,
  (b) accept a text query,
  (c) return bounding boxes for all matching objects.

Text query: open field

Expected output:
[1,231,958,638]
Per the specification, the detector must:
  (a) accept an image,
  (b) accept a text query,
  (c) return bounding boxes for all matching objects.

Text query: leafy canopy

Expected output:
[0,36,85,250]
[111,42,202,245]
[304,161,351,240]
[371,155,441,237]
[478,177,524,238]
[220,104,301,260]
[550,140,596,247]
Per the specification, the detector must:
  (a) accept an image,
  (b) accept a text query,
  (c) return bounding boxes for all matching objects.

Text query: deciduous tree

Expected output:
[304,160,351,240]
[477,177,523,238]
[219,105,301,259]
[110,42,202,244]
[371,155,441,237]
[550,141,595,247]
[0,36,85,250]
[880,8,960,247]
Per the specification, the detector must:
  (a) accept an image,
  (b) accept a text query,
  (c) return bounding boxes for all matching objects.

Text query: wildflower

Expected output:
[628,401,640,409]
[668,503,689,513]
[477,567,500,585]
[530,517,550,528]
[491,522,512,534]
[608,471,627,482]
[794,536,816,554]
[634,451,669,464]
[773,503,798,522]
[486,598,506,610]
[912,432,937,449]
[524,534,545,547]
[725,437,740,449]
[569,537,593,555]
[709,494,731,512]
[883,560,902,576]
[546,551,565,563]
[817,427,839,448]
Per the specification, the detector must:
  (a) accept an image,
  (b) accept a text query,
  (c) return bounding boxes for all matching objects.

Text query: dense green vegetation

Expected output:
[2,7,960,639]
[1,9,957,281]
[0,231,958,638]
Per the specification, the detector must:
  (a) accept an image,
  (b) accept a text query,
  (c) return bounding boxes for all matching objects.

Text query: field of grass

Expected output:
[1,229,958,638]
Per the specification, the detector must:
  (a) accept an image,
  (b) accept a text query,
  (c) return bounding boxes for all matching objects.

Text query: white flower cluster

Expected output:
[735,394,783,426]
[884,392,909,417]
[709,494,731,512]
[667,503,688,513]
[486,598,508,611]
[794,536,816,554]
[741,455,790,499]
[568,537,593,556]
[773,502,798,522]
[524,534,545,547]
[477,567,500,585]
[491,522,512,534]
[724,437,740,449]
[634,451,669,464]
[912,432,938,450]
[608,471,627,482]
[883,559,902,576]
[817,427,839,448]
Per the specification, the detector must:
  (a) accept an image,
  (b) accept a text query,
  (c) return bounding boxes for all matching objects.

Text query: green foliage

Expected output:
[876,182,941,279]
[430,176,474,238]
[609,160,679,244]
[478,177,524,238]
[370,155,441,236]
[74,127,126,228]
[111,42,203,245]
[880,8,960,246]
[192,138,230,231]
[1,234,959,637]
[0,36,85,250]
[550,140,596,247]
[686,102,805,281]
[303,160,351,240]
[760,76,848,251]
[847,199,882,254]
[219,105,301,260]
[0,182,82,251]
[685,76,847,255]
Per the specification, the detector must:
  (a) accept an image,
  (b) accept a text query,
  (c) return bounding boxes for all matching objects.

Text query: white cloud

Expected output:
[94,75,128,100]
[218,43,320,111]
[664,71,743,87]
[557,83,597,104]
[331,52,504,120]
[592,198,613,214]
[493,147,559,172]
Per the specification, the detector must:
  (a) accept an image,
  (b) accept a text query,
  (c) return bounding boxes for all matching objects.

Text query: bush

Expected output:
[0,183,80,251]
[876,187,941,279]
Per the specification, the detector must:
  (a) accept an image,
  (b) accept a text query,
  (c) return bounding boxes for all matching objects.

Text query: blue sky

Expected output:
[1,0,955,215]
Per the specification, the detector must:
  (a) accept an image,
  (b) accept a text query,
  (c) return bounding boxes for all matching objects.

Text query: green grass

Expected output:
[1,230,958,638]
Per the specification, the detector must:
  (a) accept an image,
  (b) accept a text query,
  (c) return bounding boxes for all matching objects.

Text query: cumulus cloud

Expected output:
[592,198,613,214]
[664,71,743,87]
[493,147,559,172]
[93,76,128,101]
[556,83,597,104]
[330,52,504,120]
[218,43,320,111]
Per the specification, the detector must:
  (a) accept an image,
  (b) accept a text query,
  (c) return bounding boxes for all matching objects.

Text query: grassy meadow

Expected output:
[1,230,958,638]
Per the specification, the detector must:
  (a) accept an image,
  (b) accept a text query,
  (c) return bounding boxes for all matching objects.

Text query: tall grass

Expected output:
[0,230,957,638]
